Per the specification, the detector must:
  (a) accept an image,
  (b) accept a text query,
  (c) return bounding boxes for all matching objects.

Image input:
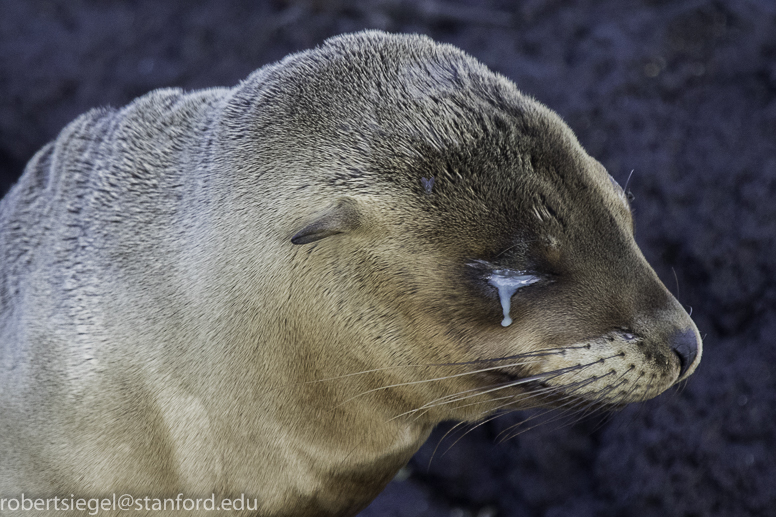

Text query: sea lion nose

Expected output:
[669,328,700,378]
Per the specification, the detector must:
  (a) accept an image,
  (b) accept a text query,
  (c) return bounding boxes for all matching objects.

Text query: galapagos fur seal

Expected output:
[0,31,701,516]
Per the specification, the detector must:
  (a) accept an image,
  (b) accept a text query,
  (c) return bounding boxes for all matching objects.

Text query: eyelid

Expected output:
[467,260,543,287]
[487,269,541,287]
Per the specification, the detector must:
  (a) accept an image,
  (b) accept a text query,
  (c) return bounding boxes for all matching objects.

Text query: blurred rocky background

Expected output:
[2,1,774,515]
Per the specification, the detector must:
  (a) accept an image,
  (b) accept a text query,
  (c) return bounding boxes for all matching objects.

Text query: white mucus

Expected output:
[488,270,540,327]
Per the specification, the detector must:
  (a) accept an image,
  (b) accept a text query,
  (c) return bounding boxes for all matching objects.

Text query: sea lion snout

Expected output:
[669,327,702,380]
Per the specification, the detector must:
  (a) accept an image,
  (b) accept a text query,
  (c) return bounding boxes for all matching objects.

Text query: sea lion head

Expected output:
[235,31,701,422]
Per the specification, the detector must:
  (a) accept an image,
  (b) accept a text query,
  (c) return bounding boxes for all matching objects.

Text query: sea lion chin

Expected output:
[0,30,701,516]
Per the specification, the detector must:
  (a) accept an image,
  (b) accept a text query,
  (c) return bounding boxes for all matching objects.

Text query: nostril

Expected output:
[670,328,699,378]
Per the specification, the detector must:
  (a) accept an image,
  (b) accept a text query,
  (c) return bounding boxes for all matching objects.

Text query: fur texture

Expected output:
[0,31,701,516]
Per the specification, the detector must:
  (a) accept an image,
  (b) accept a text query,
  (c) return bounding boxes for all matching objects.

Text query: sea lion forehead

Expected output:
[272,31,531,129]
[257,31,619,228]
[319,31,488,85]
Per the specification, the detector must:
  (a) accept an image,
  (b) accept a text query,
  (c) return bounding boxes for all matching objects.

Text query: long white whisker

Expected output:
[389,359,607,420]
[405,364,606,430]
[309,345,591,386]
[495,383,603,442]
[428,421,471,467]
[341,357,556,408]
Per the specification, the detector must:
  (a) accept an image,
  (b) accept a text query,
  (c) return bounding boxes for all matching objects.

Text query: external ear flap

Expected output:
[291,197,361,245]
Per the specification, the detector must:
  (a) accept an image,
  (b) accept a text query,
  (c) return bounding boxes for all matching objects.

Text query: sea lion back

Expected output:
[0,86,232,493]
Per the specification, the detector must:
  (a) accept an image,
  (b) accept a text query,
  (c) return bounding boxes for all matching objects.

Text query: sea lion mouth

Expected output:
[460,339,673,413]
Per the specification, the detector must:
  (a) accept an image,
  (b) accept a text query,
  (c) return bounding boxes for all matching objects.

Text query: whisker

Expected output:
[389,358,609,420]
[395,370,606,456]
[493,375,619,442]
[442,412,511,455]
[588,367,634,407]
[307,345,592,386]
[389,376,542,422]
[624,168,635,193]
[496,405,578,443]
[494,241,525,260]
[389,364,591,423]
[672,267,681,300]
[346,352,597,409]
[588,368,648,432]
[498,389,610,442]
[256,348,599,407]
[630,372,655,423]
[439,362,646,447]
[609,372,655,435]
[427,420,472,468]
[449,375,599,428]
[490,384,597,442]
[482,362,622,430]
[676,377,689,396]
[346,358,546,409]
[549,396,604,428]
[583,389,631,432]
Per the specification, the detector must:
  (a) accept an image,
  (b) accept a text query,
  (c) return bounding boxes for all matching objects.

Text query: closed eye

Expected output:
[468,260,543,327]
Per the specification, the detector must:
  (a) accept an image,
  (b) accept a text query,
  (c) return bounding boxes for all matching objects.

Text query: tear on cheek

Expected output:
[488,271,540,327]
